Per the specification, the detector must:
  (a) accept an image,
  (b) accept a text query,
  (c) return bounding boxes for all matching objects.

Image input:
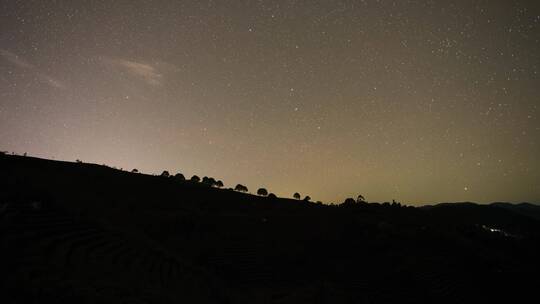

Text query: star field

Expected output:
[1,0,539,204]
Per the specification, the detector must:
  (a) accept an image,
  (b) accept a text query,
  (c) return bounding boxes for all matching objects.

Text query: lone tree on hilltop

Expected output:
[161,170,170,177]
[191,175,200,182]
[235,184,248,192]
[293,192,301,200]
[257,188,268,196]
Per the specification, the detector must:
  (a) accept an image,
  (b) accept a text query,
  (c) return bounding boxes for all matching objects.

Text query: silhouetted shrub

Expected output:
[235,184,248,192]
[268,193,277,199]
[357,195,366,203]
[202,176,217,186]
[215,180,224,188]
[304,196,311,201]
[293,192,301,200]
[161,170,170,177]
[131,169,138,173]
[191,175,200,182]
[343,198,356,205]
[174,173,185,180]
[257,188,268,196]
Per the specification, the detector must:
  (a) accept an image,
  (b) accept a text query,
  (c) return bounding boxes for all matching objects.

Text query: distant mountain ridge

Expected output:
[490,202,540,221]
[420,201,540,221]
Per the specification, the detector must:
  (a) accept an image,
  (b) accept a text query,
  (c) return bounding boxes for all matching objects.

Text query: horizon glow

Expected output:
[1,1,539,204]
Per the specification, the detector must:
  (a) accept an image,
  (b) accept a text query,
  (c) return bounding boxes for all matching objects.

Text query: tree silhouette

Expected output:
[174,173,185,180]
[343,198,356,205]
[304,195,311,201]
[161,170,170,177]
[268,193,277,199]
[235,184,248,192]
[257,188,268,196]
[202,176,217,187]
[357,195,366,203]
[131,169,138,173]
[191,175,200,182]
[215,180,224,188]
[293,192,301,200]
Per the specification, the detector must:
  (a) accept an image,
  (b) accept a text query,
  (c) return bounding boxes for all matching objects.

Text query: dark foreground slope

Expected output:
[1,154,539,303]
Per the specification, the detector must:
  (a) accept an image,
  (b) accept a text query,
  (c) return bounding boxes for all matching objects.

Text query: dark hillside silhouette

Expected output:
[1,154,539,303]
[490,202,540,221]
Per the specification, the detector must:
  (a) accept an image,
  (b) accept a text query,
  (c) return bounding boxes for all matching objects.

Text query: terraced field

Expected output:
[0,201,225,304]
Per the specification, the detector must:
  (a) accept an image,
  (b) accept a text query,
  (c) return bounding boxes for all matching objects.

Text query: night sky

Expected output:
[1,1,539,205]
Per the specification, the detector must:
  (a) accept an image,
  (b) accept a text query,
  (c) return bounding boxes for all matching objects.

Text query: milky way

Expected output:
[1,1,539,204]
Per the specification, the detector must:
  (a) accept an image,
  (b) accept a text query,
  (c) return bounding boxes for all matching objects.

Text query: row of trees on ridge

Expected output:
[143,169,314,201]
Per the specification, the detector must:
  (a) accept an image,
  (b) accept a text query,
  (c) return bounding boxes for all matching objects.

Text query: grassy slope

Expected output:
[1,154,540,303]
